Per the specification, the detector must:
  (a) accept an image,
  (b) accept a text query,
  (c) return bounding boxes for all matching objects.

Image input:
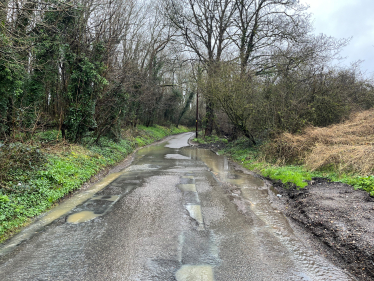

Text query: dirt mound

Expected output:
[264,109,374,174]
[271,180,374,280]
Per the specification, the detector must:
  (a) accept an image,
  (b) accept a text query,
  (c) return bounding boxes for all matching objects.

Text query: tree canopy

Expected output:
[0,0,372,143]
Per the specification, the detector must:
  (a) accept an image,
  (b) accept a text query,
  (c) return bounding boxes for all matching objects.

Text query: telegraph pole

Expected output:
[196,90,198,138]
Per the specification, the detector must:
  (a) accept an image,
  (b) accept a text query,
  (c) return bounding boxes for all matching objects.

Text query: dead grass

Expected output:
[263,109,374,175]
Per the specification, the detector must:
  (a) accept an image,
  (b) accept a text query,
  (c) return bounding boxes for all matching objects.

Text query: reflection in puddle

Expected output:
[178,184,197,192]
[67,211,99,224]
[176,265,214,281]
[91,195,120,202]
[182,147,264,187]
[165,154,191,160]
[125,164,159,171]
[186,205,204,225]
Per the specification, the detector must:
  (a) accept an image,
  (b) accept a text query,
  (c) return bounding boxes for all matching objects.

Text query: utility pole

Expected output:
[196,90,198,139]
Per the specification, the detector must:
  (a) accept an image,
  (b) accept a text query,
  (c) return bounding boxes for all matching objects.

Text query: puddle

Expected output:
[165,154,191,160]
[175,265,214,281]
[0,172,123,256]
[67,195,120,224]
[186,205,204,225]
[178,184,197,192]
[66,211,99,224]
[125,164,159,171]
[91,195,120,202]
[165,133,194,149]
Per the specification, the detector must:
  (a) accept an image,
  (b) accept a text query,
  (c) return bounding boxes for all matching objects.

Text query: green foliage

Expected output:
[138,125,190,141]
[350,176,374,196]
[324,174,374,197]
[34,130,62,143]
[0,143,45,188]
[194,135,228,145]
[0,62,25,138]
[261,166,311,188]
[64,54,108,142]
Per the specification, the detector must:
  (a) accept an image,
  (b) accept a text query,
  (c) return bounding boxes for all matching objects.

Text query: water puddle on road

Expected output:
[186,205,204,225]
[165,154,191,160]
[66,211,99,224]
[0,172,123,256]
[178,184,197,192]
[176,265,214,281]
[91,195,120,202]
[67,195,121,224]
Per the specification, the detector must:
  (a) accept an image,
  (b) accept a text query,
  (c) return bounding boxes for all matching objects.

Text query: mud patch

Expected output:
[269,178,374,280]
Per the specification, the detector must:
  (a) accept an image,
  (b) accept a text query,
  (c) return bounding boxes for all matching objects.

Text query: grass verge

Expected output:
[218,137,374,196]
[0,125,190,243]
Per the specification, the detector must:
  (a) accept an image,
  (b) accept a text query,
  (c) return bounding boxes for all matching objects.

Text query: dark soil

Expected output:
[194,140,374,281]
[269,179,374,281]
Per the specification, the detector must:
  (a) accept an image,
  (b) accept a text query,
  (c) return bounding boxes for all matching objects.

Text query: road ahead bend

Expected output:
[0,133,354,280]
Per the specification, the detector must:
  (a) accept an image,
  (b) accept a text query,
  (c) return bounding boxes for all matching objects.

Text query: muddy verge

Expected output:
[194,141,374,281]
[269,179,374,281]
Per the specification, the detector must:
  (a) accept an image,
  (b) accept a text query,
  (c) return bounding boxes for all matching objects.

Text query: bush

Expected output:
[0,142,45,191]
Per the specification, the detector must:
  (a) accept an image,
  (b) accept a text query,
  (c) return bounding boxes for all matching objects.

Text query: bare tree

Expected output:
[233,0,310,74]
[164,0,236,136]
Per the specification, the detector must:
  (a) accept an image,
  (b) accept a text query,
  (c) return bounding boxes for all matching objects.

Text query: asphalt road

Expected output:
[0,133,355,280]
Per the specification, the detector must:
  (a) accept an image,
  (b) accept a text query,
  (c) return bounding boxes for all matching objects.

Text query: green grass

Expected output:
[193,135,228,145]
[0,125,190,242]
[219,137,374,195]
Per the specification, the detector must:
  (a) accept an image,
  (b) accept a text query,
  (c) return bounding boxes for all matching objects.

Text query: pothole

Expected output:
[66,195,120,224]
[179,184,197,192]
[175,265,214,281]
[91,195,120,202]
[165,154,191,160]
[186,204,204,225]
[66,211,99,224]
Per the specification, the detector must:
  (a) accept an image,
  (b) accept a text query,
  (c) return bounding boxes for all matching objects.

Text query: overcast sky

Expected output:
[302,0,374,77]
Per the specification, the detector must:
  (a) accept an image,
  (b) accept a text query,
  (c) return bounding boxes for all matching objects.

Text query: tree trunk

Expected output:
[204,98,214,136]
[242,125,256,146]
[5,97,12,137]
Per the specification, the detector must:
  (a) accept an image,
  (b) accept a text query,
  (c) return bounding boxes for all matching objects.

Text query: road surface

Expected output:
[0,133,354,280]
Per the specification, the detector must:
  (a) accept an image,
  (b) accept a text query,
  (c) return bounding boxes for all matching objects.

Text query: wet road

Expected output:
[0,133,354,280]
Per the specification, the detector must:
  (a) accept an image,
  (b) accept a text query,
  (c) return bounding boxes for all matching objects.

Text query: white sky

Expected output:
[302,0,374,77]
